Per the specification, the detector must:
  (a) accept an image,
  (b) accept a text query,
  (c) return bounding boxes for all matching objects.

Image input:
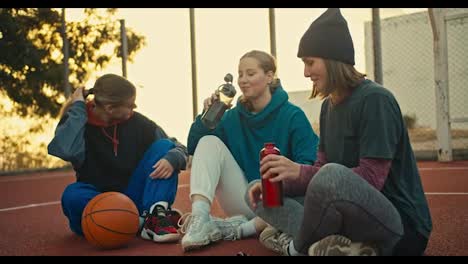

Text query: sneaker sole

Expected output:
[259,227,284,254]
[309,235,352,256]
[308,235,378,256]
[141,229,181,243]
[212,215,248,241]
[182,230,223,252]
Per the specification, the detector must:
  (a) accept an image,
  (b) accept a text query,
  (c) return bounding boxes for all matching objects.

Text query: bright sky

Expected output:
[67,8,426,143]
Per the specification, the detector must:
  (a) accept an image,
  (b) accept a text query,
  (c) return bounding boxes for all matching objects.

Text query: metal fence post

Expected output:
[190,8,198,121]
[269,8,277,58]
[429,8,453,162]
[61,8,71,98]
[372,8,383,85]
[120,19,128,78]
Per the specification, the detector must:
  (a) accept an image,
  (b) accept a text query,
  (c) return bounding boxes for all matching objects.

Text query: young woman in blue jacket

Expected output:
[48,74,188,244]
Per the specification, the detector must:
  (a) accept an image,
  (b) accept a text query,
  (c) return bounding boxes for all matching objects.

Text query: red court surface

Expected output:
[1,161,467,256]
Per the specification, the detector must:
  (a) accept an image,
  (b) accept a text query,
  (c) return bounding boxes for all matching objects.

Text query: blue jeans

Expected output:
[61,139,179,236]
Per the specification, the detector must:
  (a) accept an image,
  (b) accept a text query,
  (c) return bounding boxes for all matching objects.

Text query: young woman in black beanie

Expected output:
[48,74,188,244]
[246,8,432,256]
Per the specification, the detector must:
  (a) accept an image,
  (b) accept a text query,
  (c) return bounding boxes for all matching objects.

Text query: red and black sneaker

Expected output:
[166,208,183,229]
[140,205,180,243]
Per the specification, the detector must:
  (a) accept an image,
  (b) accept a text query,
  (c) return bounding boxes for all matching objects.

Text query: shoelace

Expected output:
[145,207,172,229]
[178,213,203,234]
[177,213,244,240]
[211,216,243,241]
[272,231,293,255]
[168,208,183,218]
[322,236,378,256]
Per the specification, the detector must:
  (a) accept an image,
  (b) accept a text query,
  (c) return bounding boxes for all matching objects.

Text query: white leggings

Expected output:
[190,135,255,219]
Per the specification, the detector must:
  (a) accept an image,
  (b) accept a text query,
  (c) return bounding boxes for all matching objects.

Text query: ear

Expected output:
[103,104,114,114]
[266,71,274,84]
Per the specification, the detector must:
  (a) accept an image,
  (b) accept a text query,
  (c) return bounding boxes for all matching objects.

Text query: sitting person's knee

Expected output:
[198,135,223,146]
[306,163,347,194]
[151,139,175,153]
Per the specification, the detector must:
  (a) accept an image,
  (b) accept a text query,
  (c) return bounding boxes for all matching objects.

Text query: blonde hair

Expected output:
[59,74,136,118]
[238,50,280,111]
[309,59,366,100]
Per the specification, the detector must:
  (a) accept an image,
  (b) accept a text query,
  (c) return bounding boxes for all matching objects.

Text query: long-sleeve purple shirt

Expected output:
[283,151,392,196]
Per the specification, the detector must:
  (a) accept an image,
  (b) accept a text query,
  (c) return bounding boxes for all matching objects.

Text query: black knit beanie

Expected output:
[297,8,355,65]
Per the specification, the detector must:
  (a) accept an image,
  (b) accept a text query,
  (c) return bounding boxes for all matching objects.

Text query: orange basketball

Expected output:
[81,192,140,249]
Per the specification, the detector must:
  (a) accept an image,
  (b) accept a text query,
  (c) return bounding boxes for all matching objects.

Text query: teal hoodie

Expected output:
[187,84,319,183]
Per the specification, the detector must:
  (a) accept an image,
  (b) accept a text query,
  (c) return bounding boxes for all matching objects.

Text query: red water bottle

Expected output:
[260,142,283,208]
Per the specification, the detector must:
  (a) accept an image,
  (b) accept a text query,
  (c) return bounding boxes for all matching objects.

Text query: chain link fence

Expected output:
[365,8,468,157]
[2,9,467,173]
[446,11,468,151]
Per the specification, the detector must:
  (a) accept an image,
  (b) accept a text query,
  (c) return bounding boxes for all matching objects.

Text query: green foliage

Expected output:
[0,108,68,172]
[0,8,146,118]
[0,125,66,172]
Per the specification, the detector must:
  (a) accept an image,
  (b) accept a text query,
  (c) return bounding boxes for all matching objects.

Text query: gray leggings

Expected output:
[245,163,404,256]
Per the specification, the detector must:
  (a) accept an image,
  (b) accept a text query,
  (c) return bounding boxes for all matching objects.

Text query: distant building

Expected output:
[364,8,468,129]
[288,90,322,134]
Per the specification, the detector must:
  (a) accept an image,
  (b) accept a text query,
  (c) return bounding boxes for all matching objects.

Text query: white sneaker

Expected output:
[179,213,223,252]
[211,215,248,240]
[259,225,293,255]
[308,235,379,256]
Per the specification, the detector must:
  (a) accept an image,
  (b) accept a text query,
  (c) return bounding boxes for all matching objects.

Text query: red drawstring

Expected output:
[101,125,119,156]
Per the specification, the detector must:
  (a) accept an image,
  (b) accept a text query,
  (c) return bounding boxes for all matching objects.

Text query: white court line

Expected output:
[2,179,468,213]
[0,183,190,213]
[2,167,466,183]
[0,171,193,182]
[0,173,73,183]
[425,192,468,195]
[419,167,468,171]
[0,201,61,212]
[2,184,466,213]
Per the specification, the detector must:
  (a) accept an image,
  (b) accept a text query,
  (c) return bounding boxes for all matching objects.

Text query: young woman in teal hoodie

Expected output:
[180,50,319,252]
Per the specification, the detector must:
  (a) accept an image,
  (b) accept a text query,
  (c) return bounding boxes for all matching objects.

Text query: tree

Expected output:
[0,8,146,118]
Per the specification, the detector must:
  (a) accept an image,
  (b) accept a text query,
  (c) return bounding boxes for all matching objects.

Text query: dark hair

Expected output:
[59,74,136,118]
[238,50,280,110]
[92,74,136,106]
[309,59,366,100]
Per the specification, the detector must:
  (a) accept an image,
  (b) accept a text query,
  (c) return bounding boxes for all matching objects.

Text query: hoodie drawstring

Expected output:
[101,125,119,156]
